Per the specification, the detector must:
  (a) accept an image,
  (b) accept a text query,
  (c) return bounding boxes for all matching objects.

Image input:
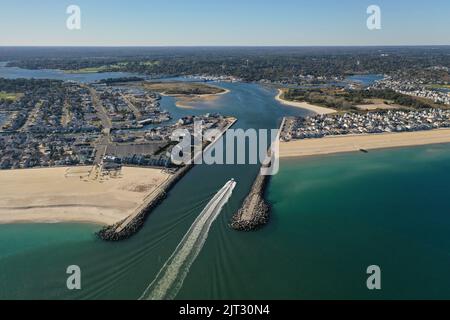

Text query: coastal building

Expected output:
[282,109,450,141]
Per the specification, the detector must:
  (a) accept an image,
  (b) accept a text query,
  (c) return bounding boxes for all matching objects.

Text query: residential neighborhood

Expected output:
[281,109,450,141]
[371,76,450,105]
[0,78,230,170]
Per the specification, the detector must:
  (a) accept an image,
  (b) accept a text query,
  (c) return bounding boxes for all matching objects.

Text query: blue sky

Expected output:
[0,0,449,46]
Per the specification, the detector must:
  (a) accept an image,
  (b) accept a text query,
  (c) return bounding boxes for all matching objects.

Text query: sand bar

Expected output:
[280,128,450,158]
[172,88,230,109]
[275,89,336,115]
[0,166,172,225]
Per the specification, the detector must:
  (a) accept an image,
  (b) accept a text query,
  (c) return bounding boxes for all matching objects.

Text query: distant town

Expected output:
[370,75,450,106]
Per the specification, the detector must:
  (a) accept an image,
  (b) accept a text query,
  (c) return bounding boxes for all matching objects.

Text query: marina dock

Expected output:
[98,117,237,241]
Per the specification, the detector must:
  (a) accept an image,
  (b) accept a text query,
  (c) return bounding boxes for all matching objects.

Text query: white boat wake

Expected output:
[139,179,237,300]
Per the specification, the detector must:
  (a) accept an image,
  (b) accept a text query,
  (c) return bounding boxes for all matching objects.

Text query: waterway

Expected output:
[0,61,136,83]
[346,74,384,86]
[1,65,450,299]
[0,65,307,299]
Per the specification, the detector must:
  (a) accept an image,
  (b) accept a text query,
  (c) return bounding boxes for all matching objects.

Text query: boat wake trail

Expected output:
[139,179,237,300]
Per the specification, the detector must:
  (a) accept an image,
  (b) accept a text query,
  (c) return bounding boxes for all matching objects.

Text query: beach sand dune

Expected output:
[275,89,336,115]
[280,129,450,158]
[0,166,172,225]
[173,88,230,109]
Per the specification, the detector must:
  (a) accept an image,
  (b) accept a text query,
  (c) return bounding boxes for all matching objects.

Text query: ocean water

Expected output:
[0,79,309,300]
[266,145,450,299]
[3,144,450,299]
[1,66,450,299]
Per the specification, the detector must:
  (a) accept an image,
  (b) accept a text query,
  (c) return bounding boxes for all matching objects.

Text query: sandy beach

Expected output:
[275,89,336,115]
[173,88,231,109]
[280,128,450,158]
[0,166,172,225]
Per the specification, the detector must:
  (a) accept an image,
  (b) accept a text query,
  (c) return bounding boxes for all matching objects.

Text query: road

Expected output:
[120,93,142,120]
[85,85,112,130]
[83,85,112,165]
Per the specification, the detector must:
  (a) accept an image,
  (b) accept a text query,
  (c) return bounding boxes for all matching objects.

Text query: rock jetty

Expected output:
[97,164,192,241]
[230,173,270,231]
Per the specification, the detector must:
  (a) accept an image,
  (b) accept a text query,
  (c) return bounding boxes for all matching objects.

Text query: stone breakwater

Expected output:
[98,118,237,241]
[230,173,270,231]
[97,164,192,241]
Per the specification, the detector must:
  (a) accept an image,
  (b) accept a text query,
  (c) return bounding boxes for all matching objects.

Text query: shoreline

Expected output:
[169,88,231,109]
[0,117,237,233]
[275,89,336,115]
[98,117,238,241]
[0,211,109,226]
[0,166,172,226]
[280,128,450,159]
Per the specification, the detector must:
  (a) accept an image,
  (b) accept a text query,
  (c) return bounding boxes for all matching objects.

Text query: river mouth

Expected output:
[0,70,309,299]
[2,68,450,300]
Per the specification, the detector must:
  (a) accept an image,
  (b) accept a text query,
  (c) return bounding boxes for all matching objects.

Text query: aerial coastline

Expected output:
[280,128,450,158]
[275,88,336,115]
[0,166,172,225]
[172,88,231,109]
[1,44,450,299]
[146,82,231,109]
[0,73,236,231]
[2,0,450,301]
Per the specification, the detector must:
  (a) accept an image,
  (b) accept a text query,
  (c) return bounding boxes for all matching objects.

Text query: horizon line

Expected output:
[1,44,450,48]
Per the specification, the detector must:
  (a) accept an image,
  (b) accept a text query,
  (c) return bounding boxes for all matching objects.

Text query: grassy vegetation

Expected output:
[63,61,160,74]
[141,82,226,95]
[64,66,109,74]
[283,87,437,111]
[282,87,353,110]
[0,91,21,101]
[140,61,160,67]
[428,84,450,90]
